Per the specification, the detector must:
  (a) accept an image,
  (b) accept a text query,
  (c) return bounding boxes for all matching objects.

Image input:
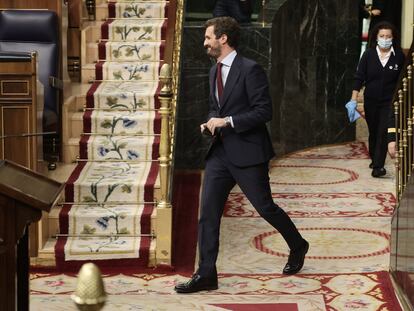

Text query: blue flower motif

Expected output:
[123,12,131,18]
[96,217,110,229]
[120,93,128,99]
[122,118,137,128]
[98,146,110,156]
[127,150,139,160]
[138,64,149,72]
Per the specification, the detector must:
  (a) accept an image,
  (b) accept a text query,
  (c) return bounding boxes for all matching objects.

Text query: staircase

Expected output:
[36,0,179,271]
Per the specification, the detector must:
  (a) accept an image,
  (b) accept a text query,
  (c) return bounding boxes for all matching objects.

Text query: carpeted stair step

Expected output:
[86,81,160,110]
[82,110,160,135]
[58,203,154,235]
[95,60,161,81]
[97,40,165,62]
[65,161,158,204]
[108,1,169,19]
[95,1,169,21]
[54,235,156,270]
[79,134,160,161]
[101,19,167,42]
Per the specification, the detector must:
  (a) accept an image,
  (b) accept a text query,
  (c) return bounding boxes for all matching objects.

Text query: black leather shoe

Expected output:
[174,274,218,293]
[372,168,386,178]
[283,240,309,275]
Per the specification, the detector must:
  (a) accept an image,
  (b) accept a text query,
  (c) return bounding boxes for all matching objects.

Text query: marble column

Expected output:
[270,0,360,155]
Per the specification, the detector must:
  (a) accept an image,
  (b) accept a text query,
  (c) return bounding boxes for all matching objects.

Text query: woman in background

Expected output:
[351,21,404,177]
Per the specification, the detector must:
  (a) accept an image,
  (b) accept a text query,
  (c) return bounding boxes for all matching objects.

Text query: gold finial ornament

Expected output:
[71,263,106,311]
[159,63,172,96]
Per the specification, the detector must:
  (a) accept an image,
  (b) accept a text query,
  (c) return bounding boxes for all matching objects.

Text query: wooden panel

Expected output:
[0,62,32,74]
[67,28,80,58]
[1,80,29,96]
[68,0,81,28]
[1,106,31,168]
[0,0,13,9]
[0,195,16,311]
[12,0,59,12]
[0,196,4,244]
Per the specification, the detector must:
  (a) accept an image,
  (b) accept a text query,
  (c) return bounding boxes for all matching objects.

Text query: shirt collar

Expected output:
[219,50,237,67]
[376,45,395,56]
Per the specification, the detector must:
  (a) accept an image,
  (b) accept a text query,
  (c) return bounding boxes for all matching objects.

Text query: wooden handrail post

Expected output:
[158,63,172,206]
[156,63,173,264]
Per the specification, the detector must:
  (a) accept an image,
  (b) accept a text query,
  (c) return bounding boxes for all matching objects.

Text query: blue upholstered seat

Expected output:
[0,10,61,161]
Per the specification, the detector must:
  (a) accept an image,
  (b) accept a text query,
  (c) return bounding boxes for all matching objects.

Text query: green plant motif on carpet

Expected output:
[112,63,150,80]
[105,94,147,111]
[112,43,152,60]
[96,136,141,160]
[114,25,153,41]
[123,5,146,18]
[79,205,131,253]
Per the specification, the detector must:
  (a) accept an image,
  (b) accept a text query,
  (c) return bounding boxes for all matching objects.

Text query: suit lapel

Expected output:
[209,63,218,105]
[219,54,241,109]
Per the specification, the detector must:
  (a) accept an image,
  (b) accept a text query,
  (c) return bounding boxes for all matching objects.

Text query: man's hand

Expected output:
[206,118,227,135]
[371,9,381,16]
[388,141,396,158]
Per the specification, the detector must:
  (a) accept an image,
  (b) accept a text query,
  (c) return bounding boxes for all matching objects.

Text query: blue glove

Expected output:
[345,100,361,122]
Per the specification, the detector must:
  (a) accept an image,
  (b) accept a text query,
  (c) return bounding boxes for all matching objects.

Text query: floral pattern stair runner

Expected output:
[55,0,168,270]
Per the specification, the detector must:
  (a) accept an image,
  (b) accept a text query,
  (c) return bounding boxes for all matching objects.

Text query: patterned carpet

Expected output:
[31,142,402,310]
[54,0,167,270]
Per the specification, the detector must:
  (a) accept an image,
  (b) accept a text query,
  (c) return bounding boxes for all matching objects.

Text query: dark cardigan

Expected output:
[353,47,405,103]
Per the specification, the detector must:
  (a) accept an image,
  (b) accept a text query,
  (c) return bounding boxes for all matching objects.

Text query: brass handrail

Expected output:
[155,0,184,265]
[394,43,414,202]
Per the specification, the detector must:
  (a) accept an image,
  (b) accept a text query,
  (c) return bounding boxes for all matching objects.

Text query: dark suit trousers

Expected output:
[364,100,391,169]
[197,141,304,277]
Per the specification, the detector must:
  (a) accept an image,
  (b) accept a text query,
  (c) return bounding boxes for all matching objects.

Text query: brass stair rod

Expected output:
[54,233,154,238]
[0,131,56,139]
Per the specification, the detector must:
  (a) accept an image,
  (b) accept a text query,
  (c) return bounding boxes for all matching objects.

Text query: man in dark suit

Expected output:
[212,0,254,23]
[175,17,309,294]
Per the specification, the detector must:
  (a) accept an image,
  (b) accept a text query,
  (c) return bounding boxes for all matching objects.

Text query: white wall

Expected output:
[401,0,413,49]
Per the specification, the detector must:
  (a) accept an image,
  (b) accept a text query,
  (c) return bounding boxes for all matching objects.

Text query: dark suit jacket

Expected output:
[206,54,275,167]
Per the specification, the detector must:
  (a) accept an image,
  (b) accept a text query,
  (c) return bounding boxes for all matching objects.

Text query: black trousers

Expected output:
[197,142,304,277]
[364,100,391,169]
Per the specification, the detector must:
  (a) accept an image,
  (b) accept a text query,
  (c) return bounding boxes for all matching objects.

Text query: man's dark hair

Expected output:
[368,21,400,49]
[205,17,240,49]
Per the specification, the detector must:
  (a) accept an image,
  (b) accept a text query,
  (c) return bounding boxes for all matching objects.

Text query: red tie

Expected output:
[216,62,223,101]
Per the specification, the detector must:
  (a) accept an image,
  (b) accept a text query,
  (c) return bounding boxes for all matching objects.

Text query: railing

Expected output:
[155,0,184,265]
[390,40,414,310]
[393,43,414,202]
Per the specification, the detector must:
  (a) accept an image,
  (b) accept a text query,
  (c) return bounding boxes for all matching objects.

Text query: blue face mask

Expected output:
[377,38,393,49]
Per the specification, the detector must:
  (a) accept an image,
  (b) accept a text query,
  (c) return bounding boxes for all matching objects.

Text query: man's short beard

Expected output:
[206,46,221,59]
